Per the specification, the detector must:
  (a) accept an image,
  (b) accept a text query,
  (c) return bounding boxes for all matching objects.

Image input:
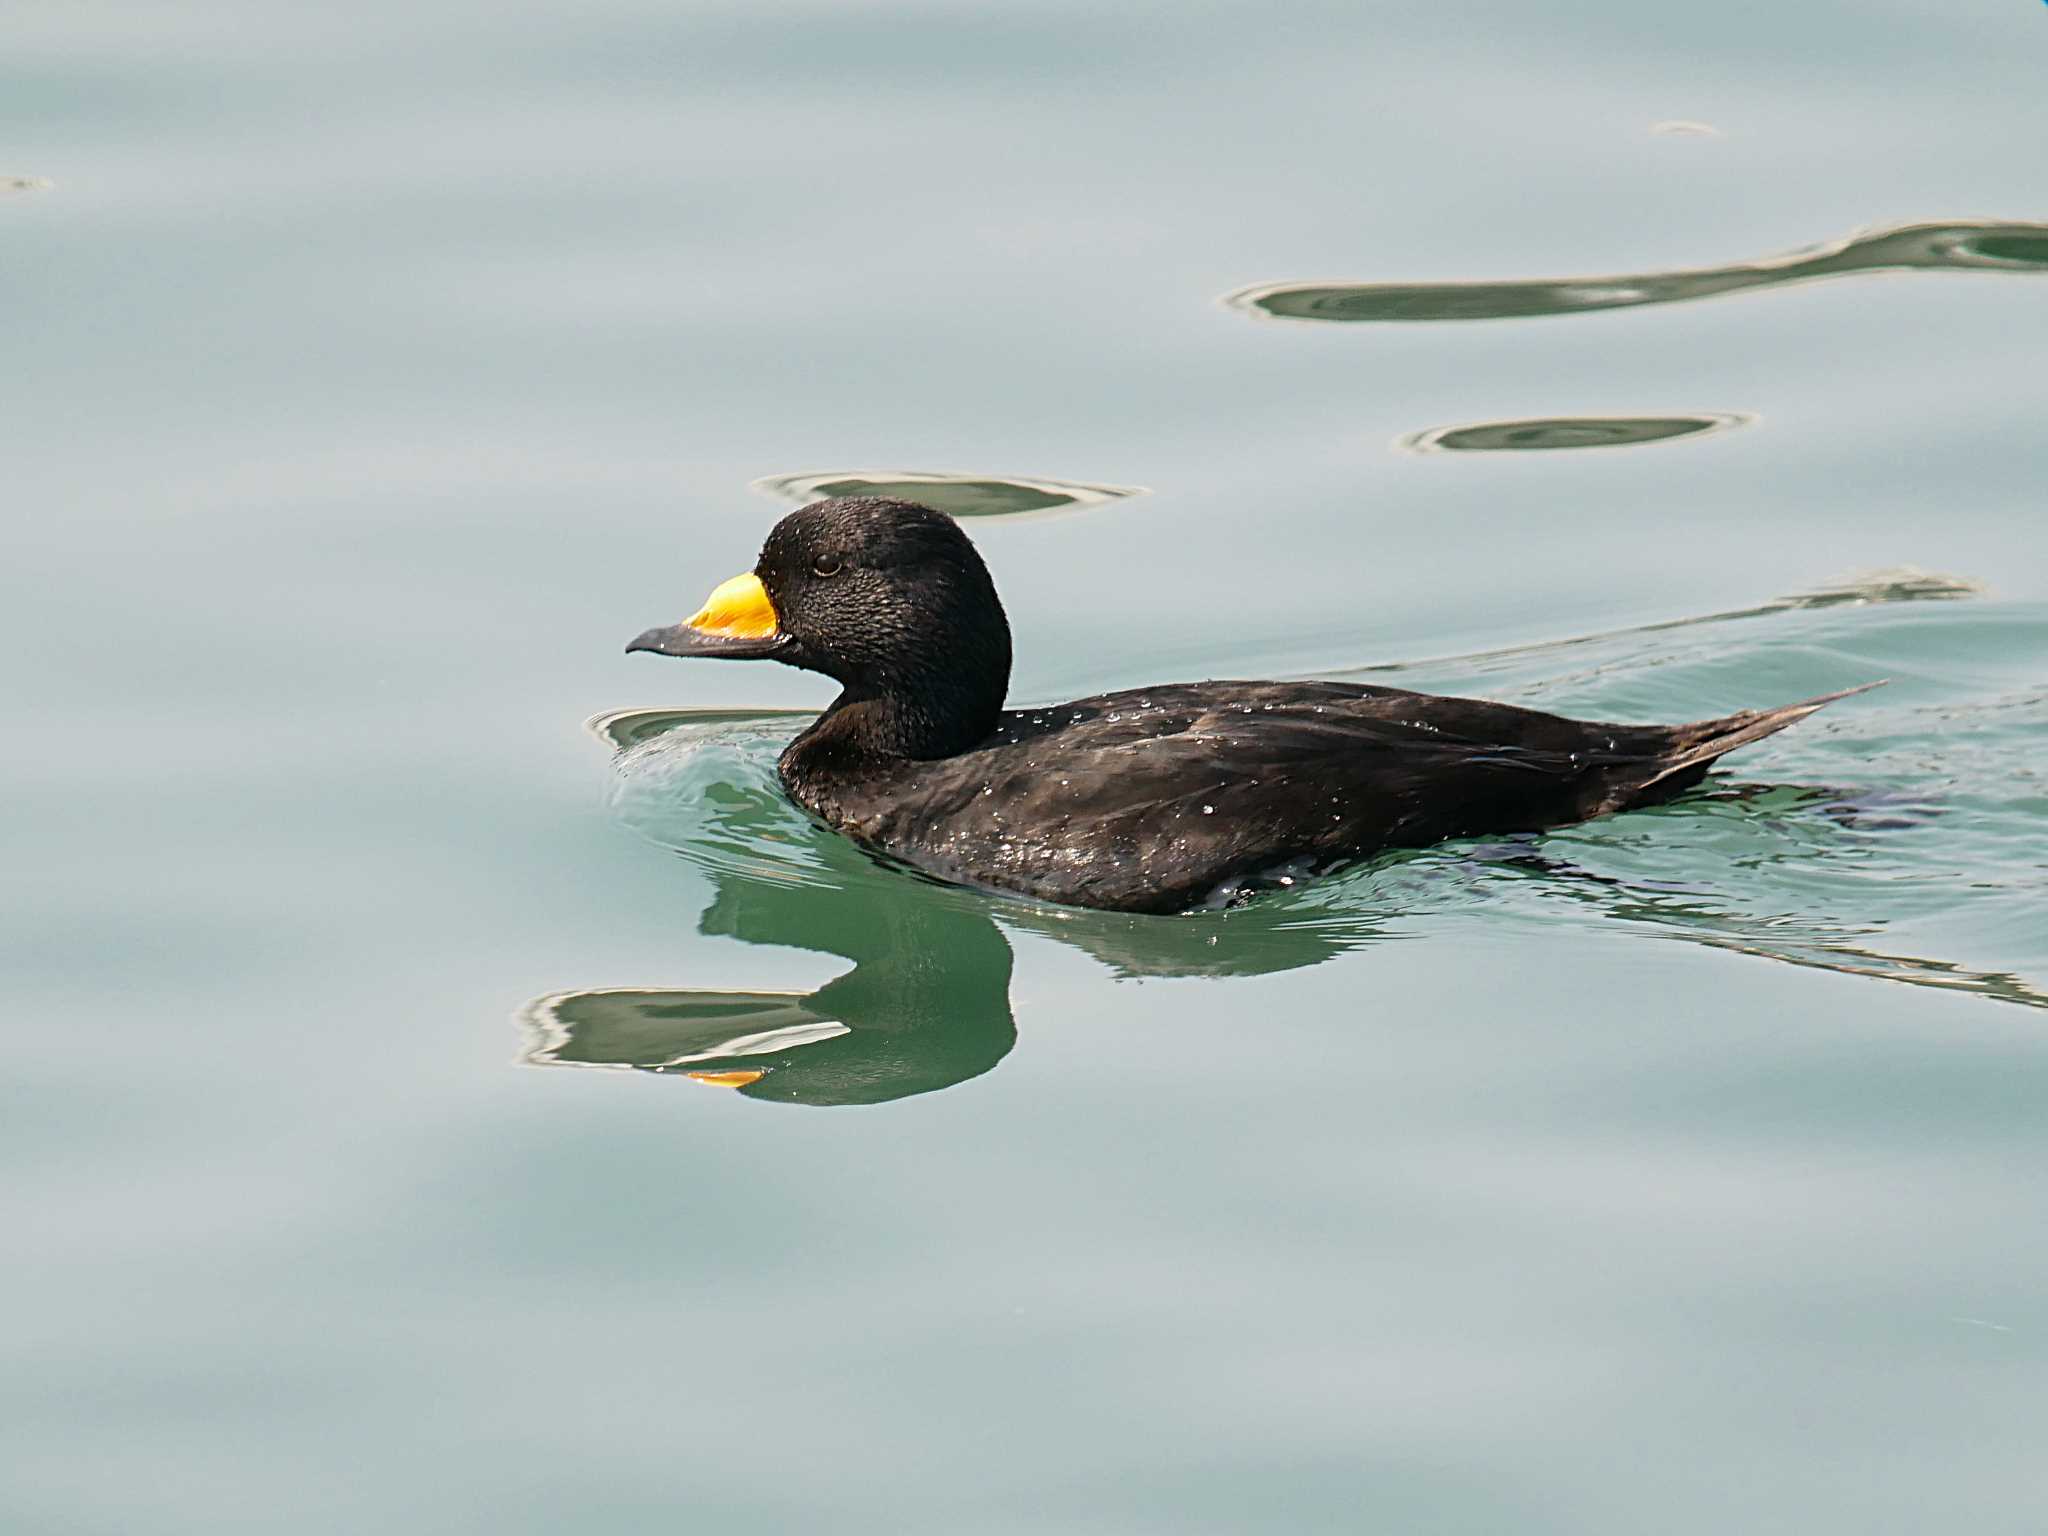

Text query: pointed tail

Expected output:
[1643,680,1886,788]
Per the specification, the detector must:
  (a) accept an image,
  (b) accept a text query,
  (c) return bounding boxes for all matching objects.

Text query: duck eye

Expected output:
[811,555,843,578]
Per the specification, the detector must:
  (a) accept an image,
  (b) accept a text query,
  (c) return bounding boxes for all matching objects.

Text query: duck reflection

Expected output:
[521,852,1388,1108]
[523,872,1020,1106]
[1226,218,2048,323]
[523,710,1385,1105]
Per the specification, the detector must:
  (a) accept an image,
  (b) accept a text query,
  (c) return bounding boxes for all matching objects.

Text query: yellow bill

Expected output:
[685,572,778,640]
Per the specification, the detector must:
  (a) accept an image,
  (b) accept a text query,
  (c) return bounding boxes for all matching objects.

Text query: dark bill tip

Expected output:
[626,624,686,656]
[625,623,789,661]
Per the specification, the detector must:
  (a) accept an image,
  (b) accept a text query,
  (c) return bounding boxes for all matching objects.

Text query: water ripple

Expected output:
[751,468,1146,521]
[1399,413,1754,454]
[1323,568,1990,686]
[1224,218,2048,323]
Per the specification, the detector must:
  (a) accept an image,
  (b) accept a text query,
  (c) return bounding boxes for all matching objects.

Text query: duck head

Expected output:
[628,497,1014,755]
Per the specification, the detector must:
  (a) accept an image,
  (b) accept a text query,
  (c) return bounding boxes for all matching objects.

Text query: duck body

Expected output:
[629,497,1870,915]
[779,677,1858,913]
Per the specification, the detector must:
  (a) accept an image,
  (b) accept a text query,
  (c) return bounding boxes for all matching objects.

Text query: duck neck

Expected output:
[793,678,1003,770]
[780,590,1012,776]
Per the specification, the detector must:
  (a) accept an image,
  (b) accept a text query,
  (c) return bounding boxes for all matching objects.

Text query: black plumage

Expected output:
[628,497,1872,914]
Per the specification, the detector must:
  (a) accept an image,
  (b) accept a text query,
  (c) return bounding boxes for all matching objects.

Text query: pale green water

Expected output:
[6,3,2048,1532]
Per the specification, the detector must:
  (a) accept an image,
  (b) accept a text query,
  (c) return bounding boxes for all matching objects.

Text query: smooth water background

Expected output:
[6,2,2046,1531]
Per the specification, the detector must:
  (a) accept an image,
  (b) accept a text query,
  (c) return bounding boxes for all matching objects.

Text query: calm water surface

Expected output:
[6,2,2047,1531]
